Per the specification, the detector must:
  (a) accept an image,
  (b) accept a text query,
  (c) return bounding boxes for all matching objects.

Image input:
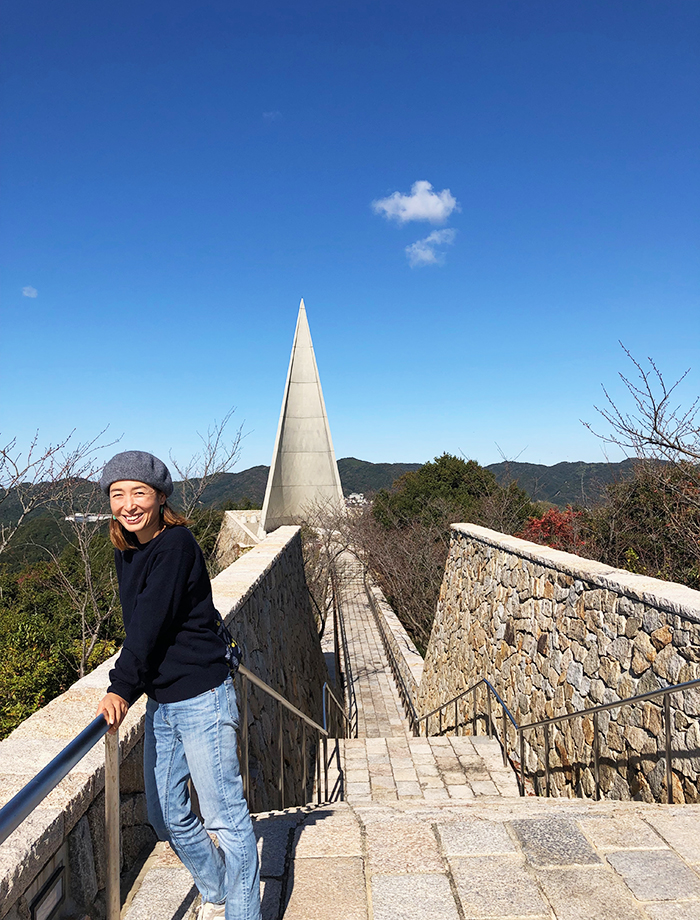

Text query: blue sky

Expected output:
[1,0,698,475]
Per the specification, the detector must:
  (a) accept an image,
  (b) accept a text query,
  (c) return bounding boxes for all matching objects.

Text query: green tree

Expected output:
[355,454,536,652]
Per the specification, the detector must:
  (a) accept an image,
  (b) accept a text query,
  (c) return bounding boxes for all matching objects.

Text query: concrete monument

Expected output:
[260,299,344,533]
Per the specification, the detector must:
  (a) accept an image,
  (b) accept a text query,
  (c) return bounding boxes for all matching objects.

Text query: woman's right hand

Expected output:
[96,693,129,734]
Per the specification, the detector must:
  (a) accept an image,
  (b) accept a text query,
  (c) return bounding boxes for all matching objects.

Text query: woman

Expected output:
[96,450,260,920]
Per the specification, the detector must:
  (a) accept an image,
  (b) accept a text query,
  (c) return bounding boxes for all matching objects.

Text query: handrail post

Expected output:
[302,722,307,802]
[664,693,673,804]
[323,735,329,802]
[316,733,322,804]
[241,674,250,807]
[278,699,284,810]
[544,725,551,797]
[104,729,120,920]
[501,702,508,767]
[519,730,525,796]
[455,698,459,736]
[486,685,492,737]
[472,687,477,736]
[439,707,443,736]
[593,712,600,801]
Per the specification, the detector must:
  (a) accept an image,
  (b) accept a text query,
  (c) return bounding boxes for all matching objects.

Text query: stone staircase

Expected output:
[121,558,700,919]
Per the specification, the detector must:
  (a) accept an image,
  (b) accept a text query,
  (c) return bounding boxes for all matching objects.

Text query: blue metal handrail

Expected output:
[0,714,120,920]
[0,715,109,845]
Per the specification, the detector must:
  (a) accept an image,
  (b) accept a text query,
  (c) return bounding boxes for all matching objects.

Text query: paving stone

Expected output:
[369,763,394,776]
[442,771,468,785]
[607,849,700,901]
[535,864,648,920]
[284,856,368,920]
[579,814,666,851]
[122,866,196,920]
[292,810,362,858]
[446,786,475,800]
[393,769,419,782]
[395,782,423,797]
[510,816,601,866]
[470,779,500,796]
[260,878,283,920]
[346,783,372,796]
[645,812,700,863]
[371,776,398,791]
[253,815,298,877]
[418,777,444,789]
[451,855,549,917]
[438,819,517,856]
[365,819,444,874]
[643,903,700,920]
[372,873,460,920]
[415,763,439,776]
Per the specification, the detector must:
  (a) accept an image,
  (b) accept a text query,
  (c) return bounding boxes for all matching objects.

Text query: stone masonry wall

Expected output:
[0,525,326,919]
[366,578,424,723]
[211,526,329,812]
[418,524,700,804]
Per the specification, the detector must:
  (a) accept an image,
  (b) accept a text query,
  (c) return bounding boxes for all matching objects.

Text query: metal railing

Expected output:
[421,675,700,804]
[363,573,421,735]
[0,716,121,920]
[331,564,358,737]
[419,678,518,766]
[0,665,346,919]
[235,664,348,811]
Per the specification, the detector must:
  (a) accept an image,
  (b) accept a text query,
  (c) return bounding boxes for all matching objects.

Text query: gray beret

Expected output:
[100,451,174,497]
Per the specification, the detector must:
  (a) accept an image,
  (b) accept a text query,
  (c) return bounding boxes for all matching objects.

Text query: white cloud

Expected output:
[22,286,38,298]
[372,180,459,224]
[405,229,456,267]
[262,110,281,121]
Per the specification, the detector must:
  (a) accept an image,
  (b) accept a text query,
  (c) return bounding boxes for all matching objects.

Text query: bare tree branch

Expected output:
[169,408,244,518]
[0,428,115,556]
[583,344,700,462]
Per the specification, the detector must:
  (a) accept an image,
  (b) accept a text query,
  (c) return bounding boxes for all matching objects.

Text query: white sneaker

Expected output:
[197,901,226,920]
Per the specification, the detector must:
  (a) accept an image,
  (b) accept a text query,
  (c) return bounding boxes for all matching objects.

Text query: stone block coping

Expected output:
[366,580,424,710]
[452,523,700,623]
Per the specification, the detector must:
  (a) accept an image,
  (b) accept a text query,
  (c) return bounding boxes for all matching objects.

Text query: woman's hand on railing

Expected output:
[96,693,129,734]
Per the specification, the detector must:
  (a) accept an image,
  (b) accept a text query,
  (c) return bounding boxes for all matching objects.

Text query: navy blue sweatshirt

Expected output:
[108,525,229,705]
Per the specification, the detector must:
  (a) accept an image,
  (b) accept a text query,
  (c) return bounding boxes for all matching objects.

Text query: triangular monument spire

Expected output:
[260,299,344,533]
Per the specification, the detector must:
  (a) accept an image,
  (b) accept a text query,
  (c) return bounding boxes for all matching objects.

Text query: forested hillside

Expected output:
[486,459,638,507]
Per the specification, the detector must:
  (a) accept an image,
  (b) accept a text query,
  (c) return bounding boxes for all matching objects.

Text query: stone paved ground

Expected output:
[336,554,407,739]
[280,780,700,920]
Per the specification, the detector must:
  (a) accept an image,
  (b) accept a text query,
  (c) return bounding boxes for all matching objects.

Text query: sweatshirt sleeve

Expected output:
[108,537,196,705]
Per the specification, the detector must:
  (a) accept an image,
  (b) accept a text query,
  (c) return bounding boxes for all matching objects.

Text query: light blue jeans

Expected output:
[144,678,261,920]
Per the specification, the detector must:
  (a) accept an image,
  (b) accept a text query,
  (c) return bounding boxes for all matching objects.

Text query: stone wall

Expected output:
[0,525,327,919]
[211,525,329,812]
[365,577,424,722]
[418,523,700,803]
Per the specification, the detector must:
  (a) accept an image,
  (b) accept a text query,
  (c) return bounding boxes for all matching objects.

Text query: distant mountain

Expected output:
[336,458,422,496]
[486,459,638,508]
[190,458,422,506]
[0,459,640,536]
[189,465,270,508]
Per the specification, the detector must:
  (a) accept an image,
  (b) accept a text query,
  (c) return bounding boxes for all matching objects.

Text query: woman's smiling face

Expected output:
[109,480,165,544]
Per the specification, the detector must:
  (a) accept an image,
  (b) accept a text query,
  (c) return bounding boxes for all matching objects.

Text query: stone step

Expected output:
[343,734,520,805]
[121,841,197,920]
[282,797,700,920]
[120,761,700,920]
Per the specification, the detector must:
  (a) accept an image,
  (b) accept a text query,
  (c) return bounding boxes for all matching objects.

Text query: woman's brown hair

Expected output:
[109,495,189,550]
